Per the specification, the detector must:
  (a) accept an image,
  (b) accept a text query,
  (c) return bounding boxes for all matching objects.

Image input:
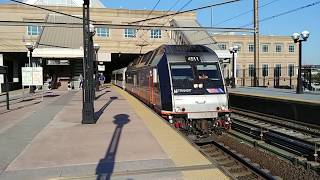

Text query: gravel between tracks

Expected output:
[215,135,320,180]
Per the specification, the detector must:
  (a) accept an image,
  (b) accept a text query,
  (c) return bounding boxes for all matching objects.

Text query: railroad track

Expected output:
[196,140,276,180]
[177,131,278,180]
[231,108,320,137]
[117,86,320,179]
[230,109,320,162]
[198,143,262,180]
[216,133,320,180]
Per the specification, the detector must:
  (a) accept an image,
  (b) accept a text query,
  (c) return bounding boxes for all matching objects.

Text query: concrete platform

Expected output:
[0,85,229,180]
[228,87,320,127]
[228,87,320,104]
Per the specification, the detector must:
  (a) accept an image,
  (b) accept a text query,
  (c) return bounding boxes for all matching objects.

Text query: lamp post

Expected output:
[82,0,96,124]
[291,31,310,94]
[93,43,100,93]
[229,45,238,88]
[25,43,34,93]
[94,43,100,74]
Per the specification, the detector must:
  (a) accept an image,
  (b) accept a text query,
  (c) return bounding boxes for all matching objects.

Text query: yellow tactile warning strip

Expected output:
[229,91,320,105]
[113,86,229,180]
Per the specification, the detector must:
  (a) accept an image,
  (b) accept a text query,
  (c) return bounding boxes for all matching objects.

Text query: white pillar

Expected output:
[234,53,237,85]
[0,54,4,93]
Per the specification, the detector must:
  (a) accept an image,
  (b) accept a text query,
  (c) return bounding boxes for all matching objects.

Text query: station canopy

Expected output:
[32,14,83,58]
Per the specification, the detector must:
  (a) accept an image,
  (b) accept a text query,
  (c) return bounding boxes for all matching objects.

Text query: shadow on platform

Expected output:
[95,90,111,100]
[94,96,118,122]
[0,101,41,115]
[96,114,130,180]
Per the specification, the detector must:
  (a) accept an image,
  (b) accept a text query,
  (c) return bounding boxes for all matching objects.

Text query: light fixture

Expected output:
[25,42,34,51]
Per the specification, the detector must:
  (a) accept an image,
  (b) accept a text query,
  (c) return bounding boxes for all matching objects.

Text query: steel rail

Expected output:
[231,107,320,137]
[230,109,320,162]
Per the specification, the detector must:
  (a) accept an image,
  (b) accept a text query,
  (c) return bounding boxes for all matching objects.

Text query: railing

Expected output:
[224,66,320,91]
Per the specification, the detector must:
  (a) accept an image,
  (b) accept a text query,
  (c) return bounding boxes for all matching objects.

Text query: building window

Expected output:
[96,27,109,37]
[248,64,254,77]
[275,64,281,77]
[288,45,295,53]
[218,43,227,50]
[150,29,161,38]
[275,44,283,53]
[288,64,295,76]
[262,64,269,77]
[248,44,254,52]
[27,25,41,35]
[262,44,269,53]
[236,65,241,77]
[124,28,136,38]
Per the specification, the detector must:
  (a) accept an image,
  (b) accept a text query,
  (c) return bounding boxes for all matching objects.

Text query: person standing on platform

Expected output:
[99,73,105,88]
[79,74,83,89]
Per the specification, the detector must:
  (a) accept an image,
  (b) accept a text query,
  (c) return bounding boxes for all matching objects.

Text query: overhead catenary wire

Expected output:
[214,0,281,26]
[130,0,242,24]
[136,0,162,45]
[192,0,320,44]
[239,0,320,27]
[137,0,162,31]
[142,0,162,23]
[0,20,254,32]
[144,0,194,49]
[136,0,185,42]
[9,0,94,22]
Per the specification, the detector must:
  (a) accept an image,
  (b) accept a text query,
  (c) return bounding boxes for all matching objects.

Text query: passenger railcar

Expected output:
[114,45,231,136]
[111,67,127,89]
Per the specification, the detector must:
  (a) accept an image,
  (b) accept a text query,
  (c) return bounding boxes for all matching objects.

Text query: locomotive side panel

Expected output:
[157,55,173,112]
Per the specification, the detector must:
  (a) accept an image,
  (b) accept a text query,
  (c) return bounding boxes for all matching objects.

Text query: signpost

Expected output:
[21,67,44,101]
[22,67,43,86]
[0,66,9,110]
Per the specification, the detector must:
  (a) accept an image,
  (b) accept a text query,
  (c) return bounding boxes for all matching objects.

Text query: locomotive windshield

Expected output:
[170,62,225,95]
[196,64,220,80]
[171,64,195,91]
[171,65,194,80]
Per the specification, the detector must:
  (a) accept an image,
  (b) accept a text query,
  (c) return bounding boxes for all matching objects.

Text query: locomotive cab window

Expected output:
[171,65,194,80]
[170,64,195,91]
[196,64,221,80]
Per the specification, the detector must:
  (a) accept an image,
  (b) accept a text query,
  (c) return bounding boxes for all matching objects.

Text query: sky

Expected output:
[1,0,319,64]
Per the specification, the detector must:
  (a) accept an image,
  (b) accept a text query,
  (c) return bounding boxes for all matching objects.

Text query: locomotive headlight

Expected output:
[198,83,203,88]
[193,84,199,88]
[220,106,227,111]
[175,107,181,112]
[168,116,173,124]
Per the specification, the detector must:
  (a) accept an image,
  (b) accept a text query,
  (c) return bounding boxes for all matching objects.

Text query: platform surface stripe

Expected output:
[113,86,229,180]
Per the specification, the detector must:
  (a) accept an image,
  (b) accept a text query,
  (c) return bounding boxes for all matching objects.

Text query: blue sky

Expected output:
[1,0,319,64]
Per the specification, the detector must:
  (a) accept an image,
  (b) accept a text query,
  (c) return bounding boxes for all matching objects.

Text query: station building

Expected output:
[213,34,299,87]
[0,0,298,92]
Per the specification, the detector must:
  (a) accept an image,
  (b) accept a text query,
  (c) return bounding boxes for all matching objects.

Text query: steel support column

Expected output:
[253,0,259,86]
[231,52,236,88]
[296,41,303,94]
